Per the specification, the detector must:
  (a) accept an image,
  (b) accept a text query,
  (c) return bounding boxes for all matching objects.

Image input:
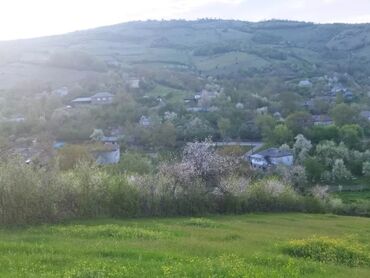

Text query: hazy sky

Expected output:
[1,0,370,40]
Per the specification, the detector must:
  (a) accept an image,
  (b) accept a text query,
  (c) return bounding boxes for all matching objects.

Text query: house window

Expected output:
[102,97,106,101]
[97,98,101,101]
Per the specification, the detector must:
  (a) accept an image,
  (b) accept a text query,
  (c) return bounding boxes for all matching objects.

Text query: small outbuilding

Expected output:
[248,148,293,170]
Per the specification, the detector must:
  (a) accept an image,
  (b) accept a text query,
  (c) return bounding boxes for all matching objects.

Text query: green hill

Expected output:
[1,19,370,90]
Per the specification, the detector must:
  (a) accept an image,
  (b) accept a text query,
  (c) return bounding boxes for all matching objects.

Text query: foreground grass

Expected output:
[0,213,369,277]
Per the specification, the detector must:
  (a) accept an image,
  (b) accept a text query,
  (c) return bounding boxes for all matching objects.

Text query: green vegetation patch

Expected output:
[283,236,370,267]
[62,254,321,278]
[335,191,370,204]
[48,224,173,240]
[181,218,221,228]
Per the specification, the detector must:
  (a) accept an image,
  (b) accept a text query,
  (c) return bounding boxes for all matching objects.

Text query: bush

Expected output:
[0,152,368,226]
[283,236,370,267]
[241,178,301,212]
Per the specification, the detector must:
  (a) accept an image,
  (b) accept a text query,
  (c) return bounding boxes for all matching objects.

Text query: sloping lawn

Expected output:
[0,213,369,277]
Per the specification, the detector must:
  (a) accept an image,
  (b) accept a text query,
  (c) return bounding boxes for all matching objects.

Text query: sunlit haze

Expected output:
[1,0,370,40]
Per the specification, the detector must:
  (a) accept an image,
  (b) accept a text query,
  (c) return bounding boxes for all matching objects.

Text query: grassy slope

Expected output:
[1,20,370,89]
[0,213,369,277]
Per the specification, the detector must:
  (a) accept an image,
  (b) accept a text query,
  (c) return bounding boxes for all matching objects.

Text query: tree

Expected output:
[293,134,312,164]
[239,122,260,140]
[180,117,216,141]
[332,159,351,181]
[362,162,370,177]
[115,152,152,175]
[161,139,236,193]
[315,141,349,168]
[286,111,313,135]
[280,92,300,116]
[339,124,363,149]
[151,122,177,148]
[255,114,276,141]
[330,103,358,126]
[217,118,232,139]
[277,165,308,192]
[348,150,365,176]
[90,129,104,141]
[304,157,325,183]
[57,145,93,170]
[307,125,339,144]
[270,124,293,145]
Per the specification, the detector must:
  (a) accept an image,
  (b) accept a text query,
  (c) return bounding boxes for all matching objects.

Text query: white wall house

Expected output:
[91,92,114,105]
[248,148,293,170]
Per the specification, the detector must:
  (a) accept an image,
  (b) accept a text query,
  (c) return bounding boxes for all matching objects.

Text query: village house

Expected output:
[273,112,283,121]
[312,115,334,126]
[100,136,119,144]
[2,114,26,123]
[298,79,312,88]
[164,111,177,121]
[91,92,114,105]
[248,148,294,170]
[256,106,268,115]
[139,115,151,127]
[235,102,244,109]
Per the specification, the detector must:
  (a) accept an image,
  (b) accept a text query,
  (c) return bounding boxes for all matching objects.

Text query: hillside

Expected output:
[1,19,370,91]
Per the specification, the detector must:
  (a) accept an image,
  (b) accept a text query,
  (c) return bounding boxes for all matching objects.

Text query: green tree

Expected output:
[293,134,312,164]
[362,162,370,177]
[339,124,363,149]
[270,124,293,145]
[304,157,325,183]
[280,92,300,116]
[286,111,313,135]
[256,115,276,141]
[330,103,358,126]
[217,117,232,139]
[151,122,177,148]
[57,145,93,170]
[315,141,349,168]
[332,159,351,181]
[307,125,339,144]
[90,129,104,141]
[116,152,153,175]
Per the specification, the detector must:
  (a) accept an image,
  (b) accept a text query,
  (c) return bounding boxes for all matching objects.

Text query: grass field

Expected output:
[0,213,369,277]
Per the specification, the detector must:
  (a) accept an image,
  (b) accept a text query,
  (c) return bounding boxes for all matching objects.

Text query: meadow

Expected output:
[0,213,369,277]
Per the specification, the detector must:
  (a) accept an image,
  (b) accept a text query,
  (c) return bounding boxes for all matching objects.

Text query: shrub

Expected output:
[242,178,301,212]
[283,236,370,267]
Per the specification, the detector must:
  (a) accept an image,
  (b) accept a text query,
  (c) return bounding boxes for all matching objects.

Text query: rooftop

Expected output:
[91,92,114,98]
[72,97,92,103]
[256,148,293,158]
